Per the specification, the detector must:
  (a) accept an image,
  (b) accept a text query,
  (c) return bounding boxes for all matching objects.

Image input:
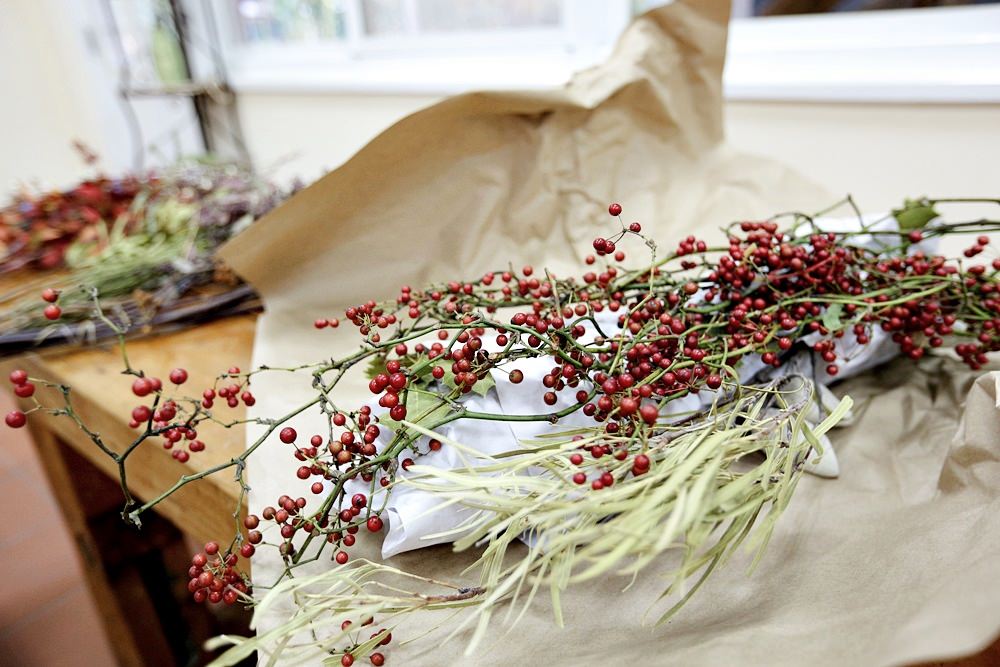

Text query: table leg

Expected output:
[27,422,247,666]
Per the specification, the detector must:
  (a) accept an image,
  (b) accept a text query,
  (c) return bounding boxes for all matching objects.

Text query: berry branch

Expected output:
[5,196,999,664]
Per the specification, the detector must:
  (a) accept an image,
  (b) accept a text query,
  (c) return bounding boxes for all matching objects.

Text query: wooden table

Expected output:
[0,315,255,667]
[3,313,998,667]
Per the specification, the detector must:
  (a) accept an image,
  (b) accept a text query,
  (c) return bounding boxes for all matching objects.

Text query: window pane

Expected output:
[361,0,562,36]
[416,0,561,31]
[235,0,347,44]
[361,0,408,35]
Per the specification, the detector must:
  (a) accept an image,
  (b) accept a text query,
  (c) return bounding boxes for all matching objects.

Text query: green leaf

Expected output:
[363,355,386,380]
[381,389,451,431]
[821,303,843,331]
[892,199,938,230]
[470,372,496,397]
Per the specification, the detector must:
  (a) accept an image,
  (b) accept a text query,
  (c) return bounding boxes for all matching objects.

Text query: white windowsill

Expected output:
[229,51,602,96]
[228,5,1000,103]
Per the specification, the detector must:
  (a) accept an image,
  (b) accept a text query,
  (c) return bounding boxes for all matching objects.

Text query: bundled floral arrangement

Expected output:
[0,158,288,354]
[3,196,998,665]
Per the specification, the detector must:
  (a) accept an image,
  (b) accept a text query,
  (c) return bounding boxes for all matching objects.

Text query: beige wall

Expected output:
[238,91,1000,214]
[0,0,204,192]
[725,102,1000,212]
[239,94,438,185]
[0,0,105,189]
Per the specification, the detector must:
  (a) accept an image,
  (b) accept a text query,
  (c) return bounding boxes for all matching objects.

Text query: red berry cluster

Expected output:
[249,487,383,566]
[567,436,651,490]
[187,539,251,605]
[337,617,392,665]
[122,364,260,464]
[41,287,62,320]
[0,176,144,271]
[5,369,34,428]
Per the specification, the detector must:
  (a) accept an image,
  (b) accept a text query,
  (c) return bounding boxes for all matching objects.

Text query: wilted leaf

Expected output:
[893,199,938,230]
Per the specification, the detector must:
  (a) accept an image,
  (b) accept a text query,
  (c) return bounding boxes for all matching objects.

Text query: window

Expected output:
[197,0,1000,101]
[235,0,349,44]
[232,0,564,44]
[725,3,1000,102]
[206,0,629,93]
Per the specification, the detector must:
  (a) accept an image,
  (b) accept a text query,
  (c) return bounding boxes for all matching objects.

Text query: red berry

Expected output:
[43,304,61,320]
[41,288,59,303]
[608,203,622,216]
[279,427,297,444]
[205,541,220,555]
[169,368,188,385]
[634,454,650,470]
[639,404,658,425]
[14,382,35,398]
[629,222,641,233]
[908,230,923,243]
[5,411,27,428]
[705,374,722,389]
[352,493,367,508]
[341,654,354,667]
[367,516,383,532]
[8,370,27,385]
[132,377,153,397]
[240,543,255,558]
[370,653,385,666]
[314,318,328,329]
[335,551,349,565]
[569,453,583,465]
[508,369,524,384]
[572,472,586,485]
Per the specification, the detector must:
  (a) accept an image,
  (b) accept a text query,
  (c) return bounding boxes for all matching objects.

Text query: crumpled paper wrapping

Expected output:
[219,0,1000,664]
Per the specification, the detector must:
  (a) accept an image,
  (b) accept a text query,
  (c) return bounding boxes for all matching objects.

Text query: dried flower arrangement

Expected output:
[4,196,998,665]
[0,159,288,354]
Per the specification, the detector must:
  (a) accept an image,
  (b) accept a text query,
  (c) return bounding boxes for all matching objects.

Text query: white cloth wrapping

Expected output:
[335,213,927,558]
